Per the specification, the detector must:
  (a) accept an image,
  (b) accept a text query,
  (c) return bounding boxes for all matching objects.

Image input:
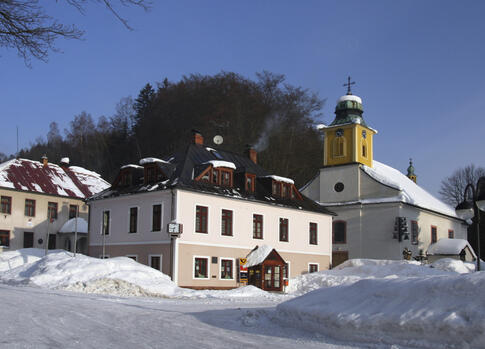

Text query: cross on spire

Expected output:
[343,76,356,95]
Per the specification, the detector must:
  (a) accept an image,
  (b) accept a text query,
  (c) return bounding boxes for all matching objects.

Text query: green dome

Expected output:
[330,94,367,127]
[407,159,415,176]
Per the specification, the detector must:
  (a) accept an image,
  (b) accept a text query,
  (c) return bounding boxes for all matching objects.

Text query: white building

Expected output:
[301,88,467,266]
[88,132,334,290]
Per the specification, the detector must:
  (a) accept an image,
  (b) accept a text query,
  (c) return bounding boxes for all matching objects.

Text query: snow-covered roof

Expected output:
[427,238,476,258]
[245,245,274,267]
[263,175,294,185]
[338,94,362,104]
[362,160,458,218]
[58,218,88,234]
[60,157,69,164]
[202,160,236,170]
[121,164,143,170]
[139,158,169,165]
[0,158,109,199]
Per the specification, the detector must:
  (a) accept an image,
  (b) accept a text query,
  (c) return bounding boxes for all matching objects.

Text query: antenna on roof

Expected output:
[213,135,223,145]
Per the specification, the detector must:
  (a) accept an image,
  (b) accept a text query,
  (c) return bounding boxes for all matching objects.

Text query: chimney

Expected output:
[41,154,48,167]
[60,157,70,168]
[245,145,257,164]
[192,129,204,145]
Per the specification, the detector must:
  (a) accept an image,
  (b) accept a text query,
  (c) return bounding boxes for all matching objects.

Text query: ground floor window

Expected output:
[150,255,161,271]
[48,234,56,250]
[0,230,9,247]
[431,226,437,243]
[309,263,318,273]
[194,257,209,279]
[448,229,454,239]
[220,259,233,279]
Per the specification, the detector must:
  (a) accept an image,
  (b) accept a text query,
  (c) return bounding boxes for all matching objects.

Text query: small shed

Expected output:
[246,245,285,291]
[426,238,477,263]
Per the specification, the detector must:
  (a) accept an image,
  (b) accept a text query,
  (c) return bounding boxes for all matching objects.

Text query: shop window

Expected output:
[220,259,233,279]
[194,257,208,279]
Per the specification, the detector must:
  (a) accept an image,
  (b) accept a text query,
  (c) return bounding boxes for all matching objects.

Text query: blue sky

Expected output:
[2,0,485,197]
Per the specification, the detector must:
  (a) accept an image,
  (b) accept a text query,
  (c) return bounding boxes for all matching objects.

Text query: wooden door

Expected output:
[23,232,34,248]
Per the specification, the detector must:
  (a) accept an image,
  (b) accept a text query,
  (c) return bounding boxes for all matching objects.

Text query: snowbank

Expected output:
[278,272,485,348]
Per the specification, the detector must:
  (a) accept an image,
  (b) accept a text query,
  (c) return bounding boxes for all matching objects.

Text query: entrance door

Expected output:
[264,265,281,291]
[23,232,34,248]
[48,234,56,249]
[332,251,349,268]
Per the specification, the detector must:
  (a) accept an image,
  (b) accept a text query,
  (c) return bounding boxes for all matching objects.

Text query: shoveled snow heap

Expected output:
[0,249,275,300]
[278,258,484,348]
[361,160,458,217]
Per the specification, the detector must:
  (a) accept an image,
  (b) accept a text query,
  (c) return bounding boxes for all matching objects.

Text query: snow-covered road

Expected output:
[1,284,364,349]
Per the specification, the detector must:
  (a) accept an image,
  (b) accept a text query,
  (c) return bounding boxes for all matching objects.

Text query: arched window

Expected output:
[362,140,367,158]
[333,136,346,158]
[333,220,346,244]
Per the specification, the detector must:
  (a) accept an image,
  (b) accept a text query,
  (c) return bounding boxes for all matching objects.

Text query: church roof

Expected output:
[361,161,458,218]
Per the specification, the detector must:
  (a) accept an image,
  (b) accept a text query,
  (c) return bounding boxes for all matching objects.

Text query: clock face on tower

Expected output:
[336,129,344,137]
[362,130,367,139]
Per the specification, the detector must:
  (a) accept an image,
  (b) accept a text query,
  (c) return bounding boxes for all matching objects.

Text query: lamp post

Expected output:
[455,177,485,271]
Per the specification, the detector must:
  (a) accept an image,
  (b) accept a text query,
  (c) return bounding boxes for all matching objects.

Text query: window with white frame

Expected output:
[220,259,233,279]
[102,210,110,235]
[129,207,138,233]
[194,257,209,279]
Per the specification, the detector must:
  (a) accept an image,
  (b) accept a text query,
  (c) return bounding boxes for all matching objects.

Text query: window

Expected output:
[221,170,231,186]
[253,214,263,239]
[221,209,233,236]
[126,255,138,261]
[272,181,281,196]
[120,171,132,186]
[194,257,208,279]
[195,206,208,233]
[212,169,219,184]
[362,143,367,158]
[309,264,318,273]
[129,207,138,233]
[309,222,318,245]
[0,230,9,247]
[279,218,289,242]
[245,174,256,192]
[282,184,290,198]
[448,229,454,239]
[333,136,346,157]
[333,221,346,244]
[220,259,233,279]
[431,226,437,243]
[146,166,157,184]
[102,210,110,235]
[69,205,78,219]
[23,232,34,248]
[201,170,210,182]
[411,221,419,245]
[25,199,35,217]
[1,196,11,214]
[47,202,58,220]
[283,262,290,279]
[152,204,162,231]
[150,255,162,271]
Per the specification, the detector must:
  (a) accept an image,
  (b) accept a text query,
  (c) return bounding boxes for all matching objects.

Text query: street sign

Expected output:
[239,258,248,283]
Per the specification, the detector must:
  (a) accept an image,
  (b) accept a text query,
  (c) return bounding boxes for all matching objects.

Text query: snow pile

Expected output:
[361,160,458,217]
[58,217,88,233]
[286,259,452,296]
[431,258,476,274]
[0,248,49,272]
[277,272,485,348]
[427,238,476,257]
[246,245,274,267]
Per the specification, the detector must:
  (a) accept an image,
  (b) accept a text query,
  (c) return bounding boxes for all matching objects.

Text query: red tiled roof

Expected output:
[0,159,109,199]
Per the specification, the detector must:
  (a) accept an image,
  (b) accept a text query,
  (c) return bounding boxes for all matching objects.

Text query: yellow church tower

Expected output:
[322,77,377,168]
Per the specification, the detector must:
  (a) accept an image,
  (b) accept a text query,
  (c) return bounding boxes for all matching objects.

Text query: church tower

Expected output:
[322,77,377,168]
[407,158,417,183]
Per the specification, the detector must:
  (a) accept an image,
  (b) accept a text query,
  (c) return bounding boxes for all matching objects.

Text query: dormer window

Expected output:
[146,165,157,184]
[265,175,301,200]
[222,171,231,186]
[212,169,220,184]
[245,173,256,193]
[120,171,132,186]
[195,160,235,187]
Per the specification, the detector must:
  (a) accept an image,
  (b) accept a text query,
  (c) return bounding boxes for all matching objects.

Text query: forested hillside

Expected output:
[17,71,326,187]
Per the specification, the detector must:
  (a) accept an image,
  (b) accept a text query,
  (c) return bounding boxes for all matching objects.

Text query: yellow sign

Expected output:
[239,258,247,265]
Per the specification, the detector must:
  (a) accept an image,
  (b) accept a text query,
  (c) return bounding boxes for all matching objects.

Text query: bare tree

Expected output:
[439,164,485,206]
[0,0,150,65]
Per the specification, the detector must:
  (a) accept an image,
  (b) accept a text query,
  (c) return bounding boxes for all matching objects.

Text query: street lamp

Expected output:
[455,177,485,271]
